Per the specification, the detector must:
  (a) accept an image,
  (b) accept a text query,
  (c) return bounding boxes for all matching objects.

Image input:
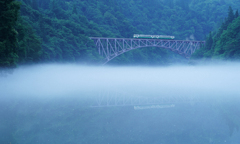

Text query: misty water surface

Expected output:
[0,63,240,144]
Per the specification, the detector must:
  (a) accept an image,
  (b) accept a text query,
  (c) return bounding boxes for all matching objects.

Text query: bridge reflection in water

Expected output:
[90,91,206,108]
[89,37,205,64]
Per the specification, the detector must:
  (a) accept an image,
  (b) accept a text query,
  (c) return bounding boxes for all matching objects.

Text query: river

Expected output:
[0,63,240,144]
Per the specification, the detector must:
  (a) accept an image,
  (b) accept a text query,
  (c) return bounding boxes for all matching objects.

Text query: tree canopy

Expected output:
[1,0,240,68]
[0,0,21,68]
[192,6,240,61]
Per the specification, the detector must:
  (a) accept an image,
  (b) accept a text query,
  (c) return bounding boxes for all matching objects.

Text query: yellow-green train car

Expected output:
[133,34,175,40]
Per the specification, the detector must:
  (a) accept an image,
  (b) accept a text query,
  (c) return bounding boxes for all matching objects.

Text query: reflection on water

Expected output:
[0,63,240,144]
[134,104,175,110]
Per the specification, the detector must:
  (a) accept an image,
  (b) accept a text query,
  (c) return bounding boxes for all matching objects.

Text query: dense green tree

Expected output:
[206,32,213,50]
[165,0,174,8]
[192,8,240,60]
[227,6,235,24]
[2,0,240,67]
[16,17,42,63]
[235,9,239,18]
[0,0,21,68]
[178,0,190,10]
[23,0,31,5]
[72,4,77,14]
[31,0,39,10]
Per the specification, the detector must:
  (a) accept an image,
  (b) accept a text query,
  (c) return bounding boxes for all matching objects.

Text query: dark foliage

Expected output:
[0,0,21,68]
[192,6,240,60]
[1,0,240,67]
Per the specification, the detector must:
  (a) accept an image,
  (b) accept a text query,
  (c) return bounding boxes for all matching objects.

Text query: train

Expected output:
[133,34,175,40]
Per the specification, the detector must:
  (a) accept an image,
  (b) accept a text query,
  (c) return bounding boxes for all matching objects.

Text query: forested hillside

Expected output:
[192,6,240,60]
[1,0,240,68]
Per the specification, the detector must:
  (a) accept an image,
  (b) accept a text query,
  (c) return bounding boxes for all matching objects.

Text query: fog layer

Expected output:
[0,63,240,100]
[1,63,240,144]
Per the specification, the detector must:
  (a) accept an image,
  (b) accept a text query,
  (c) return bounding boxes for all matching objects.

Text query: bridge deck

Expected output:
[90,37,205,43]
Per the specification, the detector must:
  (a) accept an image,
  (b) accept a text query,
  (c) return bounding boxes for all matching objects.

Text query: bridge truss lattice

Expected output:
[90,37,205,64]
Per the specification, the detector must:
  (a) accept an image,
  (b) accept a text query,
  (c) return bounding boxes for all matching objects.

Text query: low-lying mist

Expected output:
[1,62,240,144]
[0,62,240,101]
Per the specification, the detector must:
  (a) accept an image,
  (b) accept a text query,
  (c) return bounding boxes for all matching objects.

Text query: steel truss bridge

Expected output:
[91,91,206,108]
[89,37,205,64]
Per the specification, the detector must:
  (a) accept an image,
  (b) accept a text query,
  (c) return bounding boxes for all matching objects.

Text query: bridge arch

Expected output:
[89,37,205,64]
[105,45,189,65]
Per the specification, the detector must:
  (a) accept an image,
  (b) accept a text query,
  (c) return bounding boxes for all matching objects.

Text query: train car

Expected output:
[133,34,175,40]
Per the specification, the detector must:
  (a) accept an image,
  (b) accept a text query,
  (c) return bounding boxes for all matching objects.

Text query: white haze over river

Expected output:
[1,62,240,100]
[1,62,240,144]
